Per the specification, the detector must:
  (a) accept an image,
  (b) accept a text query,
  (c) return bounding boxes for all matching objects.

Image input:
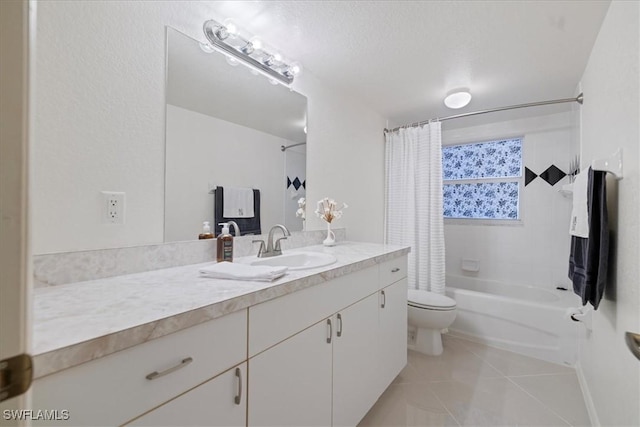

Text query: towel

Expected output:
[214,187,262,235]
[569,168,590,238]
[199,263,288,282]
[223,187,255,218]
[568,168,609,310]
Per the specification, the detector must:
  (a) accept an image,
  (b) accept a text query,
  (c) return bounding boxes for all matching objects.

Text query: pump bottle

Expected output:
[198,221,214,240]
[216,223,234,262]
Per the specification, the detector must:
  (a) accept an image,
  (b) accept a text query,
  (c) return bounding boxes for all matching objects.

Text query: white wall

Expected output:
[443,112,574,289]
[294,71,386,243]
[575,2,639,426]
[32,1,386,254]
[165,104,288,242]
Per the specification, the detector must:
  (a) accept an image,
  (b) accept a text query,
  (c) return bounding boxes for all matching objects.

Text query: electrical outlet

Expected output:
[101,191,125,224]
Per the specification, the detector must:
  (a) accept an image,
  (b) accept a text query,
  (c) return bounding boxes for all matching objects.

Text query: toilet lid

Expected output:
[408,289,456,310]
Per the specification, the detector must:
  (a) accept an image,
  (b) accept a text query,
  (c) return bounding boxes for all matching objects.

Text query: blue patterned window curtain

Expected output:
[443,138,522,220]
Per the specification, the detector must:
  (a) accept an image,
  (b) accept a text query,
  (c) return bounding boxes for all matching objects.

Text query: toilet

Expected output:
[407,289,457,356]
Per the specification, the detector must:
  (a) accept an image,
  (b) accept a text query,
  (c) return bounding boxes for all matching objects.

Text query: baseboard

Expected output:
[575,361,600,427]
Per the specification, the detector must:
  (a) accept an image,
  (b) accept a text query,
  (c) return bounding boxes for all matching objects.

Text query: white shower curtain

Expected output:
[384,122,446,294]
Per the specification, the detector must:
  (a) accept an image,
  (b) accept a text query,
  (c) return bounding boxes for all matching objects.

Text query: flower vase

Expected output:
[323,222,336,246]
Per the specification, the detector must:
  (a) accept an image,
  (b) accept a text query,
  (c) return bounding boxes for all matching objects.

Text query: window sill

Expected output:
[444,218,523,227]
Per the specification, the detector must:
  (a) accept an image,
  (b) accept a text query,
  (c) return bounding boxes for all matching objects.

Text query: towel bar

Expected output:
[591,148,623,180]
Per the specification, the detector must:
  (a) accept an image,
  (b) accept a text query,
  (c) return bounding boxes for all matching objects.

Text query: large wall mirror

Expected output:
[165,28,308,242]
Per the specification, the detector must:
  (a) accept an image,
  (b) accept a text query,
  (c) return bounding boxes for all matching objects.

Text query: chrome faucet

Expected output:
[253,224,291,258]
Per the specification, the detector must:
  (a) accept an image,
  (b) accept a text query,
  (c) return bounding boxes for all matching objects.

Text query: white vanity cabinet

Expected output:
[32,252,408,427]
[248,255,408,427]
[31,310,247,427]
[126,362,247,427]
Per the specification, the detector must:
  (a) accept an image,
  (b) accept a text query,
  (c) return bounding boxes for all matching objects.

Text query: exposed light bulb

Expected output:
[223,19,238,37]
[199,42,215,53]
[263,55,275,66]
[225,55,239,67]
[273,52,283,62]
[444,90,472,109]
[250,37,263,50]
[241,42,255,55]
[284,62,302,77]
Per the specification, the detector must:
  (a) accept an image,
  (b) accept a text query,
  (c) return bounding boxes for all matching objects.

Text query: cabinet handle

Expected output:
[234,367,242,405]
[337,313,343,337]
[145,357,193,380]
[381,290,386,308]
[327,318,332,344]
[391,267,400,273]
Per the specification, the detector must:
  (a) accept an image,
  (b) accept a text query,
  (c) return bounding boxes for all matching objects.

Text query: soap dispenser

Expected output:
[217,223,234,262]
[198,221,214,240]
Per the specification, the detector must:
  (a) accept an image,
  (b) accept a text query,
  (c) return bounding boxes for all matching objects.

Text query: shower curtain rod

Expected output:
[383,93,583,134]
[281,142,307,151]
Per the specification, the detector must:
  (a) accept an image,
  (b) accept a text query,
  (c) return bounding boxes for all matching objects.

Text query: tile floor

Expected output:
[359,335,591,427]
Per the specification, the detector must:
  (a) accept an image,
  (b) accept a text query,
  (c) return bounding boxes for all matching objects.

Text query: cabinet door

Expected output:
[378,278,408,392]
[332,293,380,427]
[248,319,332,427]
[126,363,247,426]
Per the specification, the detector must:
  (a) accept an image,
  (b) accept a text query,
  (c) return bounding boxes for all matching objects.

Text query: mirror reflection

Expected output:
[164,28,308,242]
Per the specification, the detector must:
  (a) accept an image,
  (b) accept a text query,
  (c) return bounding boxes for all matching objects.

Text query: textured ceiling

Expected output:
[205,1,610,128]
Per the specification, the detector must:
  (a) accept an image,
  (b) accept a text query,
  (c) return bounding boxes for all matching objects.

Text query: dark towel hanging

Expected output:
[568,168,609,310]
[214,187,262,236]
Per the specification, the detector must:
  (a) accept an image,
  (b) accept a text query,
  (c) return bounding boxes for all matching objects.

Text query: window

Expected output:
[442,137,522,220]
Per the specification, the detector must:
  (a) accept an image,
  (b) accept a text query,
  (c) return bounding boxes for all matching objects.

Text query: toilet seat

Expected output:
[408,289,456,311]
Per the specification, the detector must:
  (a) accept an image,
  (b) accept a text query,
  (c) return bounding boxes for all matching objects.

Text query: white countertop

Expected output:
[33,241,409,378]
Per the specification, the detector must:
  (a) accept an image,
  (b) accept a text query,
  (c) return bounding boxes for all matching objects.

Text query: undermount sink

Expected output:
[251,251,337,271]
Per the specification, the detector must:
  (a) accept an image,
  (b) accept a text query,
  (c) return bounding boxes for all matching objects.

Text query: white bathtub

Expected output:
[445,275,582,366]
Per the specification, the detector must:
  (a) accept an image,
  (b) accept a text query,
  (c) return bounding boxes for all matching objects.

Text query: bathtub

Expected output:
[445,275,582,366]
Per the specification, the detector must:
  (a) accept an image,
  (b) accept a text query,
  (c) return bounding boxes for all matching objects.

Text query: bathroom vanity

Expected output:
[31,242,409,426]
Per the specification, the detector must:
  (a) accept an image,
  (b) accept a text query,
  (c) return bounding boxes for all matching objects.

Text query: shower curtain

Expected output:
[384,122,445,294]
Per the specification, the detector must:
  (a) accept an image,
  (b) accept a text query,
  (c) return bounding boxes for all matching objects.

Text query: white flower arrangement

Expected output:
[296,197,306,220]
[314,197,348,223]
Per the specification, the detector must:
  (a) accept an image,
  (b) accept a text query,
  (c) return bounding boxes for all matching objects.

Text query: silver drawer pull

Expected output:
[381,290,386,308]
[145,357,193,380]
[391,268,400,273]
[337,313,343,337]
[327,318,332,344]
[234,367,242,405]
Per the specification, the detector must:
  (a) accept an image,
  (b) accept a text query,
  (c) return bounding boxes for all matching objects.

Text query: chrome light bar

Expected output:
[203,19,300,85]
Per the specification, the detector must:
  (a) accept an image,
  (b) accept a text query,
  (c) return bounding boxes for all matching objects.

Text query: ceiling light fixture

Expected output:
[444,90,472,109]
[203,18,302,86]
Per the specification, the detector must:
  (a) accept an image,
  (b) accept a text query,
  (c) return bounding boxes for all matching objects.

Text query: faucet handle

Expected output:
[252,240,266,257]
[274,236,288,252]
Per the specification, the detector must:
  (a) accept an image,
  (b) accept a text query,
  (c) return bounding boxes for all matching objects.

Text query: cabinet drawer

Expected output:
[249,265,378,357]
[126,363,247,427]
[32,310,247,427]
[379,255,408,288]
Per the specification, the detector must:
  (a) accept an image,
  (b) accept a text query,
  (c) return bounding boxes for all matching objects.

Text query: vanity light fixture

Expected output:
[203,18,302,85]
[444,90,472,109]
